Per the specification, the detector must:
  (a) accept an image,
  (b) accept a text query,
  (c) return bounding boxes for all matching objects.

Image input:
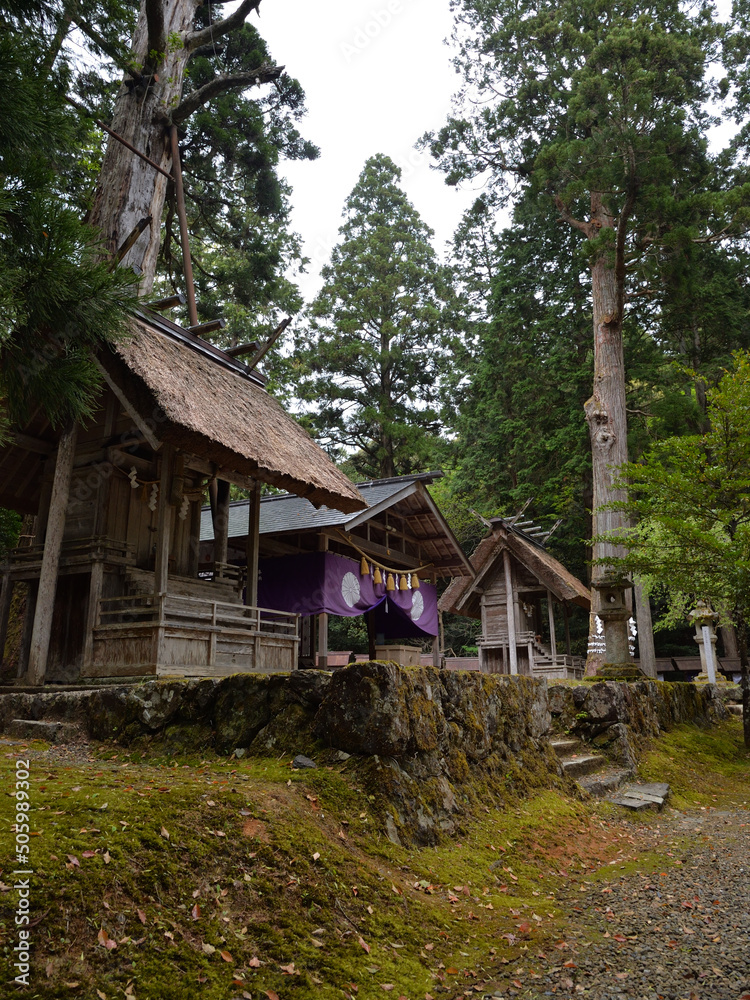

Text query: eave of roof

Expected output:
[99,316,366,514]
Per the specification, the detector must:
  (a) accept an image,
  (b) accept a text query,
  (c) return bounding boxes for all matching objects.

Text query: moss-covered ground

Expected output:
[0,716,748,999]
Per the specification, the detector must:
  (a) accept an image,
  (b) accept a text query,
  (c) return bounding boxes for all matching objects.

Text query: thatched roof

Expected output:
[98,315,366,514]
[440,520,591,616]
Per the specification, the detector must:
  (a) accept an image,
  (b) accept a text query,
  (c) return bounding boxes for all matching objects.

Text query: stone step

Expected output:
[6,719,82,744]
[608,782,670,812]
[561,753,606,778]
[578,766,633,797]
[727,704,743,716]
[549,738,581,757]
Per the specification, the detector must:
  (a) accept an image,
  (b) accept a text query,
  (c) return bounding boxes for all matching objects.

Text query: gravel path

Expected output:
[484,807,750,1000]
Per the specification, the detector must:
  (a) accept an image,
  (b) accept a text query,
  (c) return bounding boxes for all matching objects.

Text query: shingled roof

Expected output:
[97,314,366,514]
[440,518,590,616]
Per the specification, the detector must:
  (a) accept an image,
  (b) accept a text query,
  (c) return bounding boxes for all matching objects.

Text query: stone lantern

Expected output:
[592,575,645,679]
[689,601,720,684]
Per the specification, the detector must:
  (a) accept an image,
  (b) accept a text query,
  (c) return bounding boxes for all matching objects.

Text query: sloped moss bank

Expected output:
[0,664,563,844]
[0,667,730,844]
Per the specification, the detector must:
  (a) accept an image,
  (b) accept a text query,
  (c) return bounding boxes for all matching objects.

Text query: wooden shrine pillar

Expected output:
[154,444,174,596]
[547,590,557,661]
[188,493,202,578]
[82,560,105,672]
[502,548,518,676]
[563,603,572,657]
[366,610,376,662]
[26,422,78,686]
[209,478,231,569]
[244,481,261,607]
[317,535,328,669]
[634,581,656,678]
[0,571,12,670]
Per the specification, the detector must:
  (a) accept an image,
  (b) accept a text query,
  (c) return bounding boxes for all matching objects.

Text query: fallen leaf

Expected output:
[220,950,233,963]
[67,855,80,867]
[137,909,146,925]
[102,851,111,865]
[446,967,459,976]
[97,927,117,951]
[248,956,261,968]
[381,987,395,992]
[202,943,215,956]
[358,937,371,954]
[264,992,280,1000]
[191,903,201,920]
[160,827,169,840]
[97,991,107,999]
[280,962,297,974]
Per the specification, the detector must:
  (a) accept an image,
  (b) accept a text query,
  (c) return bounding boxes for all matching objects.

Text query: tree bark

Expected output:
[584,193,630,673]
[88,0,197,290]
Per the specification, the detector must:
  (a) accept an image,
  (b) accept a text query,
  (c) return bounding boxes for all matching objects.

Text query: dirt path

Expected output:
[482,807,750,1000]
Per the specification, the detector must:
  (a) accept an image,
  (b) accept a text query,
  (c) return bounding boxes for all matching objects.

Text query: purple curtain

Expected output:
[257,552,438,638]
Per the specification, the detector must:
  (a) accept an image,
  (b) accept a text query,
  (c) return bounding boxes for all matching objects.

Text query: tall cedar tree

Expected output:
[293,154,459,479]
[0,0,135,431]
[424,0,750,669]
[601,354,750,744]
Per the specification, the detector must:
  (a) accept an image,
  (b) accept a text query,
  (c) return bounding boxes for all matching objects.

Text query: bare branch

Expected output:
[186,0,262,52]
[72,15,143,82]
[171,64,284,123]
[553,193,592,236]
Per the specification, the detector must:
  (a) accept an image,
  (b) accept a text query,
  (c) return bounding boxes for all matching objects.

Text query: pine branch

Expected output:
[171,65,284,123]
[185,0,263,53]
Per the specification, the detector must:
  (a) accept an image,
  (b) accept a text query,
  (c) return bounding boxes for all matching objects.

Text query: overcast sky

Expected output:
[258,0,480,300]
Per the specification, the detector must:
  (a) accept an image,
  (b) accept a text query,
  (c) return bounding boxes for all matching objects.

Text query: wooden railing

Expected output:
[97,593,298,637]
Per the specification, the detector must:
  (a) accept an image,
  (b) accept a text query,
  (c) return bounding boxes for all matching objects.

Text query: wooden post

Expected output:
[0,571,12,670]
[633,580,656,678]
[245,481,261,606]
[188,493,201,577]
[153,444,174,597]
[82,561,105,673]
[18,582,38,679]
[366,610,376,661]
[563,602,572,657]
[26,422,78,686]
[212,479,230,570]
[432,636,440,668]
[318,535,328,669]
[503,548,518,676]
[547,590,557,662]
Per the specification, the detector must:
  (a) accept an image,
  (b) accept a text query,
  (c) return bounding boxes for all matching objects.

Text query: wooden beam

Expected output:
[324,530,422,569]
[503,548,518,676]
[12,432,53,455]
[26,422,78,685]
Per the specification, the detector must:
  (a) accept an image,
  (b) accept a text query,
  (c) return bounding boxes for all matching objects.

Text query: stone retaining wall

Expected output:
[0,666,734,844]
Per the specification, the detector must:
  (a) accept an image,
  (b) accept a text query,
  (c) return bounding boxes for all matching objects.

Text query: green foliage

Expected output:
[601,353,750,633]
[0,11,136,431]
[292,154,462,479]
